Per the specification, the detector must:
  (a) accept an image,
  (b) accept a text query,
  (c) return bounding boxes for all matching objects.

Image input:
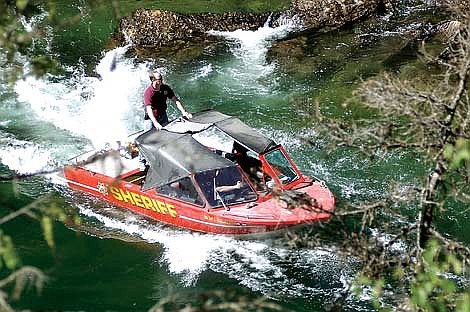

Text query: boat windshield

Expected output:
[156,177,204,206]
[194,166,257,208]
[264,149,299,185]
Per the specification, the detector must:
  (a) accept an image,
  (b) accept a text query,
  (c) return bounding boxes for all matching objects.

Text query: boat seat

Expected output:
[81,151,141,178]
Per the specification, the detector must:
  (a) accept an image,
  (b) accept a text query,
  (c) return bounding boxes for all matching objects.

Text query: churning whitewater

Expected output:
[2,16,364,307]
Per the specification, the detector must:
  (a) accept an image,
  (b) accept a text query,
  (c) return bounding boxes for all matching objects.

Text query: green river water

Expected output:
[0,1,468,311]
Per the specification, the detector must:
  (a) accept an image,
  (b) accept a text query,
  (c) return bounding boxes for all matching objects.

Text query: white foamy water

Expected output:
[191,64,213,80]
[76,203,238,284]
[209,17,301,70]
[207,17,302,95]
[0,134,54,174]
[73,200,354,301]
[14,45,147,149]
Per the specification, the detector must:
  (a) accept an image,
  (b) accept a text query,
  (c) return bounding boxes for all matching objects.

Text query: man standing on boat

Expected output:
[144,71,192,131]
[139,71,193,170]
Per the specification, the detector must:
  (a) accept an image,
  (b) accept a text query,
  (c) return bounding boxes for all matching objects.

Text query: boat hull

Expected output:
[63,165,334,235]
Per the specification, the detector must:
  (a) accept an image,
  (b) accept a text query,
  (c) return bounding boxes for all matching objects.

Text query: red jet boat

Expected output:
[63,110,335,235]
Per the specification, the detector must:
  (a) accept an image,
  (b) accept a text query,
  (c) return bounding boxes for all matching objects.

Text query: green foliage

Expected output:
[16,0,30,11]
[149,290,286,312]
[353,240,470,311]
[30,55,60,77]
[353,275,391,311]
[0,190,81,308]
[0,0,61,83]
[444,139,470,170]
[0,230,20,271]
[37,198,72,250]
[40,216,54,250]
[456,293,470,312]
[410,240,468,312]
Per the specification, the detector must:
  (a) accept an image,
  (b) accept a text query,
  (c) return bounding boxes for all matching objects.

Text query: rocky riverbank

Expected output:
[111,0,391,58]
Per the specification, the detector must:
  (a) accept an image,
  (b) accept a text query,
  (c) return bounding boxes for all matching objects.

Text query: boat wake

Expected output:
[63,191,358,305]
[0,133,55,175]
[14,45,147,151]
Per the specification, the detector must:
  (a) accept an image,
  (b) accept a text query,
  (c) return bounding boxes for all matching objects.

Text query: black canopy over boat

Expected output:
[135,109,278,192]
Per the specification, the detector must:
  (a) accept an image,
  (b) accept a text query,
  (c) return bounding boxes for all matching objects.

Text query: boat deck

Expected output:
[70,149,141,178]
